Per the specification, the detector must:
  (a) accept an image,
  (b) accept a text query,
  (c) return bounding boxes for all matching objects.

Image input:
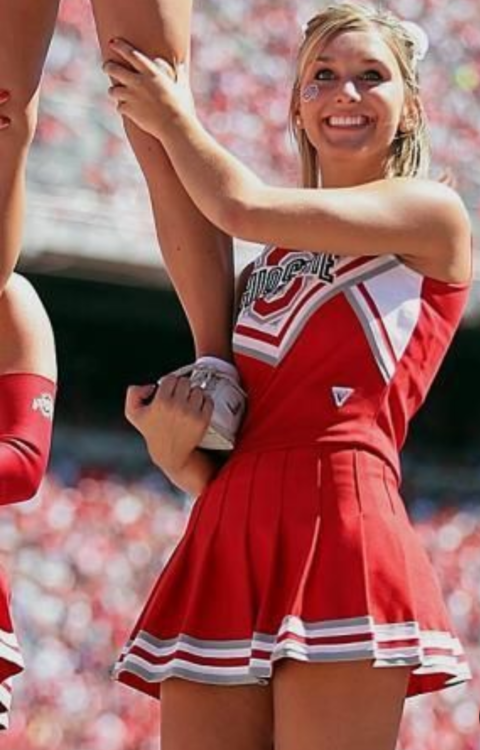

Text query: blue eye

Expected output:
[361,70,383,81]
[313,68,384,83]
[314,68,335,81]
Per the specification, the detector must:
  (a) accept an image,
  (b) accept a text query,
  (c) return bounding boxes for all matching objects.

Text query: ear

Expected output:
[295,112,304,130]
[398,98,417,134]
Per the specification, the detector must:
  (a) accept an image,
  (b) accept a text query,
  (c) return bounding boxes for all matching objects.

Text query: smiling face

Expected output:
[297,28,410,185]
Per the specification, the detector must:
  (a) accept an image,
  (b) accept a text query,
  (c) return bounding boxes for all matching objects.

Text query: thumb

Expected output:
[153,56,177,80]
[175,62,189,83]
[125,384,157,424]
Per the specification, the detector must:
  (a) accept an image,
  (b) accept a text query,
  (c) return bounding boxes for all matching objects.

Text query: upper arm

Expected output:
[227,179,472,283]
[0,274,57,380]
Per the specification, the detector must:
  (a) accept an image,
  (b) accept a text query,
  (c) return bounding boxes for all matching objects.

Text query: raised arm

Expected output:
[105,41,472,285]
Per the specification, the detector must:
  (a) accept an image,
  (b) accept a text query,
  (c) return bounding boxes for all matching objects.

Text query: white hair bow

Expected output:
[400,21,430,62]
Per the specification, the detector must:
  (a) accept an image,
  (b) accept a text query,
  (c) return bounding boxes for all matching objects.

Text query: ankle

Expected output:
[195,356,239,381]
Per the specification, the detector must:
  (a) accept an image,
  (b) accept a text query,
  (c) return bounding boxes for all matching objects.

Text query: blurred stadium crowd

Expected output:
[8,0,479,747]
[29,0,480,245]
[0,469,478,750]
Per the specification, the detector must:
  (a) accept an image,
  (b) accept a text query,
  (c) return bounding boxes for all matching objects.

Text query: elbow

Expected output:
[216,197,248,238]
[216,194,261,241]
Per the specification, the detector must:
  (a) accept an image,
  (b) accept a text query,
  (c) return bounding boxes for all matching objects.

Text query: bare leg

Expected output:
[0,0,60,293]
[0,273,56,380]
[90,0,234,360]
[274,660,410,750]
[161,679,273,750]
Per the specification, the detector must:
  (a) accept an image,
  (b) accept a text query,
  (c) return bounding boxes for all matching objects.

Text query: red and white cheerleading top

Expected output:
[233,246,470,476]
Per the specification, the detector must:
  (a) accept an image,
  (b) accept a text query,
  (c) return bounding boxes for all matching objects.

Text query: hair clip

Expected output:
[400,21,430,62]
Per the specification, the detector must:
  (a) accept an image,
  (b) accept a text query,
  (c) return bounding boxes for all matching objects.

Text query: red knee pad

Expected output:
[0,374,56,506]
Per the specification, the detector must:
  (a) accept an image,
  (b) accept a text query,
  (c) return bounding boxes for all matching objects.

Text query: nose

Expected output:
[335,79,361,103]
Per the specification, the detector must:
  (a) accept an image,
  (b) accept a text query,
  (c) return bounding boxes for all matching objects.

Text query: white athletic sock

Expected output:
[195,356,239,381]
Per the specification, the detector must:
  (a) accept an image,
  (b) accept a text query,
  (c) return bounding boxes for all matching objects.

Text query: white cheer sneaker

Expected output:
[164,362,247,451]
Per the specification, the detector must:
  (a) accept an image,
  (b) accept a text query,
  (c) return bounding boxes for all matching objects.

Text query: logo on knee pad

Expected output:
[32,393,54,420]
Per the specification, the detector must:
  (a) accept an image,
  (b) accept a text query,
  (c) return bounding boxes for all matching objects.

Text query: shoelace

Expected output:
[172,364,247,397]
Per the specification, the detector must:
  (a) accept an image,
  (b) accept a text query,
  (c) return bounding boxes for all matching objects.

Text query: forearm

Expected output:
[150,446,221,497]
[157,110,265,236]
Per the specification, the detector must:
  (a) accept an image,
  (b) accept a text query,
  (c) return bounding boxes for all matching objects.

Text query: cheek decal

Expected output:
[301,83,321,102]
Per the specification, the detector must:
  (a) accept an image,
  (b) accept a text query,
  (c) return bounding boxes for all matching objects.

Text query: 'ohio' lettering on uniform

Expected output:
[241,252,337,310]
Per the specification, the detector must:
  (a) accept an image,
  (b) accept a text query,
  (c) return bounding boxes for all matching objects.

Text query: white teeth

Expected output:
[327,116,370,127]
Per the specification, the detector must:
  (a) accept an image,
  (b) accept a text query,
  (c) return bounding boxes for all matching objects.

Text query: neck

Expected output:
[318,156,388,189]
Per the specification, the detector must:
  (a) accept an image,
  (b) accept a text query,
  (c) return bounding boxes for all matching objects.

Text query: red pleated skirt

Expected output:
[0,568,24,731]
[113,446,471,699]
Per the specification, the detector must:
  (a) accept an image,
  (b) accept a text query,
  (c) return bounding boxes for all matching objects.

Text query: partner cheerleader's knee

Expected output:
[0,373,56,505]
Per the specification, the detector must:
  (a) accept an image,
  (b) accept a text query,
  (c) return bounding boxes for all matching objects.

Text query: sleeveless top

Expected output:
[232,246,470,478]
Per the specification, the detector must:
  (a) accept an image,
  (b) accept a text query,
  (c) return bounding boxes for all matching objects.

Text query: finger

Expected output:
[174,376,192,403]
[152,57,177,81]
[116,100,131,118]
[107,84,128,103]
[140,384,159,406]
[103,60,139,87]
[109,38,158,75]
[188,387,206,411]
[175,62,190,84]
[125,384,155,419]
[157,373,179,399]
[201,395,214,419]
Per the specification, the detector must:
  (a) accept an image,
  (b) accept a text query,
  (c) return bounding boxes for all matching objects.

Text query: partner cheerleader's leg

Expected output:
[90,0,245,449]
[0,373,56,505]
[0,0,60,292]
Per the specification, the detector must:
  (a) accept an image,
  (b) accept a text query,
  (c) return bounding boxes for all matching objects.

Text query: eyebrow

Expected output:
[315,55,386,65]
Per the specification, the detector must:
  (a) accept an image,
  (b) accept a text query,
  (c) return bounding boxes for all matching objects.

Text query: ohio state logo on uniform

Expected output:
[234,248,412,368]
[240,247,337,318]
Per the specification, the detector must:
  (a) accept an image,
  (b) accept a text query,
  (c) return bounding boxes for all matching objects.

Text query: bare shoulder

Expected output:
[395,179,472,283]
[0,274,57,379]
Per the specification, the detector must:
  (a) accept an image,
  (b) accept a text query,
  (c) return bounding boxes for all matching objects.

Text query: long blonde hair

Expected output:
[289,3,431,187]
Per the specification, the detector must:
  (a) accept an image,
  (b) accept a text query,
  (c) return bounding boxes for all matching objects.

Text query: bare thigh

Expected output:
[273,659,411,750]
[88,0,192,190]
[89,0,192,63]
[0,0,60,98]
[161,678,273,750]
[0,1,60,288]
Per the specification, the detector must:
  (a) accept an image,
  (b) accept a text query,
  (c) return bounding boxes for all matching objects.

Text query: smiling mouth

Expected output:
[324,115,372,129]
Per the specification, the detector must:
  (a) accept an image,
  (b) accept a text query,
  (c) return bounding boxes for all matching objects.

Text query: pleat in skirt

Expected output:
[113,446,471,699]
